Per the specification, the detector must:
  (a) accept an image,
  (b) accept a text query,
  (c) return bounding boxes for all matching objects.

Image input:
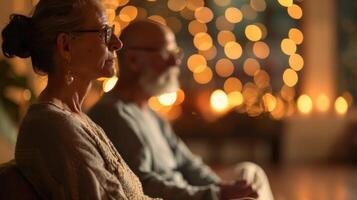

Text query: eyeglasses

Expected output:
[70,25,115,44]
[128,46,184,60]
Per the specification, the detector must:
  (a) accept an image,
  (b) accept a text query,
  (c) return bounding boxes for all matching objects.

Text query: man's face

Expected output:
[136,28,182,97]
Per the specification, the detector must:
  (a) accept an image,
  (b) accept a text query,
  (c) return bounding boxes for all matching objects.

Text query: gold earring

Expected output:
[65,70,74,85]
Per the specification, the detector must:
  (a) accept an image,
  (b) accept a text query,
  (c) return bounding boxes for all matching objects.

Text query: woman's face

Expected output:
[69,1,122,80]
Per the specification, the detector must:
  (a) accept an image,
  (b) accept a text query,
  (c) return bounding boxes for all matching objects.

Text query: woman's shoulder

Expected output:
[21,103,78,129]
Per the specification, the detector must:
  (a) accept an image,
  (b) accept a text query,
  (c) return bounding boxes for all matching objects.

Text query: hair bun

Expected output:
[2,14,33,58]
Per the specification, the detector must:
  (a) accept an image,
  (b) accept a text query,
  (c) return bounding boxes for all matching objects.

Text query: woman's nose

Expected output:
[109,34,123,51]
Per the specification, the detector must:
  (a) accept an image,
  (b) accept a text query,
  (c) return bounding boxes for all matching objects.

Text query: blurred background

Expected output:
[1,0,357,199]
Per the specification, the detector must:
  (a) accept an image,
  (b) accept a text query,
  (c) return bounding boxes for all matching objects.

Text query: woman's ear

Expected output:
[56,32,72,62]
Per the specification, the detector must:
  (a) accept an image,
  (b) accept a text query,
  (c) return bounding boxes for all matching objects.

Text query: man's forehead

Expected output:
[122,21,176,48]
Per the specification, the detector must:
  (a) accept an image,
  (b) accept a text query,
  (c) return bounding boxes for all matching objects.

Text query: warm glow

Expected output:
[217,31,236,47]
[119,6,138,22]
[255,23,268,39]
[195,7,214,23]
[263,93,277,112]
[243,58,261,76]
[214,0,231,7]
[245,25,262,41]
[281,38,297,55]
[107,9,116,22]
[289,28,304,45]
[254,70,270,88]
[186,0,205,11]
[199,45,217,61]
[193,67,213,84]
[289,54,304,71]
[224,42,242,60]
[316,94,330,112]
[166,17,182,33]
[278,0,293,7]
[118,0,129,7]
[335,97,348,115]
[180,8,195,20]
[167,0,186,12]
[280,85,295,101]
[188,20,207,36]
[148,96,164,111]
[210,90,229,112]
[342,92,353,107]
[215,58,235,78]
[216,16,235,31]
[174,89,185,105]
[241,4,257,20]
[250,0,267,12]
[224,77,243,93]
[253,41,270,59]
[297,95,313,114]
[103,76,118,92]
[187,54,207,73]
[228,91,244,107]
[283,68,298,87]
[288,4,303,19]
[194,32,213,51]
[225,7,243,24]
[148,15,167,25]
[158,92,177,106]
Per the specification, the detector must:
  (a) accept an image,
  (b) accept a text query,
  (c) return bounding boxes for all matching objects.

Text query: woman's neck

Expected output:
[38,74,92,114]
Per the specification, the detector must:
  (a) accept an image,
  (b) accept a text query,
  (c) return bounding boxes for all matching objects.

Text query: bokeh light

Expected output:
[243,58,261,76]
[263,93,277,112]
[254,70,270,88]
[297,95,313,114]
[119,5,138,22]
[316,94,330,112]
[289,54,304,71]
[224,42,243,59]
[288,4,303,19]
[228,91,244,107]
[335,97,348,115]
[188,20,207,35]
[281,38,297,55]
[245,24,262,41]
[167,0,186,12]
[217,30,236,47]
[187,54,207,73]
[253,41,270,59]
[166,17,182,33]
[250,0,267,12]
[211,90,229,112]
[214,0,231,7]
[241,4,257,20]
[186,0,205,11]
[193,67,213,84]
[289,28,304,45]
[194,32,213,51]
[195,7,214,23]
[199,45,217,61]
[215,58,235,78]
[283,68,298,87]
[225,7,243,24]
[216,16,235,31]
[148,15,167,25]
[158,92,177,106]
[278,0,293,7]
[224,77,243,93]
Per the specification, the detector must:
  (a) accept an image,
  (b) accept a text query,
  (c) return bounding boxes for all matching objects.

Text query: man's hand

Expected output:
[218,180,258,200]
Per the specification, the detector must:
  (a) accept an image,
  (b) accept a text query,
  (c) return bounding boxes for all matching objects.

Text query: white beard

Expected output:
[139,65,180,97]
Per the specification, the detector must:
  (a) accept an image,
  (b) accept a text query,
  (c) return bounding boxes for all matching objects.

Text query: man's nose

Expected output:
[109,34,123,51]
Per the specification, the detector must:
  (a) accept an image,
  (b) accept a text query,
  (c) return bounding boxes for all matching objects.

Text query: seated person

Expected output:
[2,1,156,199]
[89,20,274,200]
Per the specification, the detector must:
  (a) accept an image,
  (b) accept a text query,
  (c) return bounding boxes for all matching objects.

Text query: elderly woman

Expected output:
[1,0,156,199]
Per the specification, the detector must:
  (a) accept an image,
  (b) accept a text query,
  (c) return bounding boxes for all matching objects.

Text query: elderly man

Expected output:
[89,20,274,200]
